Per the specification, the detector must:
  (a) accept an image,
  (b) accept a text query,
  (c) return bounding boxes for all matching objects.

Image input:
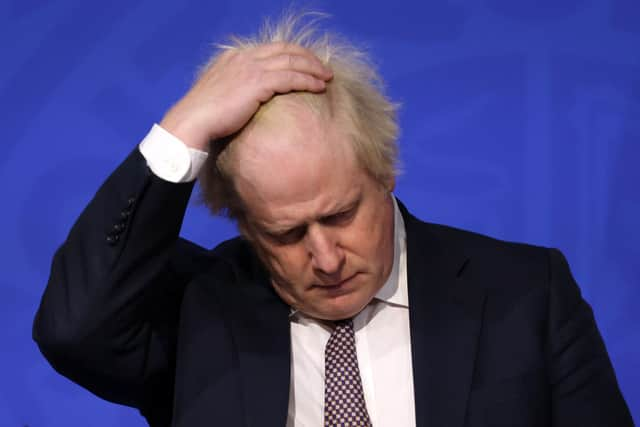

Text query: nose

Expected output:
[305,225,345,275]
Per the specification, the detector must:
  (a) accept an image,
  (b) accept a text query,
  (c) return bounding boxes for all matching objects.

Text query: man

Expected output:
[34,12,633,427]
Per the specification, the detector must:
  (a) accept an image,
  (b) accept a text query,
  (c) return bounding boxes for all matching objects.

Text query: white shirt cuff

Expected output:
[138,124,209,183]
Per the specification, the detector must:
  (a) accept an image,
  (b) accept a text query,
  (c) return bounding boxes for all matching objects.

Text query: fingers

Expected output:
[254,42,332,79]
[259,70,327,101]
[261,53,332,80]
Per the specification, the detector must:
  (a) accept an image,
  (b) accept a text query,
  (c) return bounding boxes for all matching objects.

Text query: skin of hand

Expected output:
[159,42,333,151]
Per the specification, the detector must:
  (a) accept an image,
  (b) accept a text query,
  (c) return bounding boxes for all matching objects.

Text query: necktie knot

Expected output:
[332,318,353,333]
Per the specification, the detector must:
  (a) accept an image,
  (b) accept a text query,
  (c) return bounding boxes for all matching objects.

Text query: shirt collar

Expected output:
[373,196,409,308]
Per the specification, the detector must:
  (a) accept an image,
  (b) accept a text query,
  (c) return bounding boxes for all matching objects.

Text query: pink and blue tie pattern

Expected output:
[323,319,373,427]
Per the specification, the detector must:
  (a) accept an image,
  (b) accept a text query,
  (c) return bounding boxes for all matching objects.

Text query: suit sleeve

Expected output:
[33,148,209,424]
[547,248,634,426]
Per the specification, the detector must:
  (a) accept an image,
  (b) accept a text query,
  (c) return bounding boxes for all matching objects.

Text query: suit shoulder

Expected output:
[419,221,553,287]
[209,236,257,266]
[427,222,548,258]
[166,236,257,290]
[189,235,267,285]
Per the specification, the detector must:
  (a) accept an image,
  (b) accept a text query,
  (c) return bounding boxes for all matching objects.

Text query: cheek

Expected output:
[347,203,394,270]
[260,244,311,284]
[357,233,389,271]
[350,213,388,252]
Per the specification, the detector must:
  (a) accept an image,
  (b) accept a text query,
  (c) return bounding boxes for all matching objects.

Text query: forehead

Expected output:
[231,100,366,227]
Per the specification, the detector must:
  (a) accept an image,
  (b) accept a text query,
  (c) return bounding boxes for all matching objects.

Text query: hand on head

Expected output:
[159,42,333,152]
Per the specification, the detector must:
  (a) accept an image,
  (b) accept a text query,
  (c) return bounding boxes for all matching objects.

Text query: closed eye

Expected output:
[321,207,357,226]
[266,225,307,245]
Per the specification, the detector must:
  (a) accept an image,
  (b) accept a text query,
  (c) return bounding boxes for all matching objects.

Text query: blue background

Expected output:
[1,0,638,425]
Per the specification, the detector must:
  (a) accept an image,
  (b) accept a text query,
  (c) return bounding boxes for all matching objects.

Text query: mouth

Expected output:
[313,273,359,292]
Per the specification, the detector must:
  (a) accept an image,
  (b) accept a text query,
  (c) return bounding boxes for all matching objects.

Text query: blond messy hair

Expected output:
[198,11,400,219]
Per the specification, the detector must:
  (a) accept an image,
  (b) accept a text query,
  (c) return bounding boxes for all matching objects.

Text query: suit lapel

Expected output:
[401,205,486,427]
[221,251,292,427]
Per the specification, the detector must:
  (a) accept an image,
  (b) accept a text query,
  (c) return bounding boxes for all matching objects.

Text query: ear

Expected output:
[385,174,396,192]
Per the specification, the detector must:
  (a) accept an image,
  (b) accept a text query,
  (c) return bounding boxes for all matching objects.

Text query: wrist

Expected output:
[159,115,211,153]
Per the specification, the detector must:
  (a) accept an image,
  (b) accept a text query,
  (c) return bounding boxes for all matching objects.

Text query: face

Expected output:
[231,102,395,320]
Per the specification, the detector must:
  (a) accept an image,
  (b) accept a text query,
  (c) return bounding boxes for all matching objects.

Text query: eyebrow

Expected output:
[260,195,362,236]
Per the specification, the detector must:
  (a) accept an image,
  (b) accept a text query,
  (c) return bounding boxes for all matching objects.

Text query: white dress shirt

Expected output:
[138,124,417,427]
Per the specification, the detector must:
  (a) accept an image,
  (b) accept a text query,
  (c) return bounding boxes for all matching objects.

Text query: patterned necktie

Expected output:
[323,319,373,427]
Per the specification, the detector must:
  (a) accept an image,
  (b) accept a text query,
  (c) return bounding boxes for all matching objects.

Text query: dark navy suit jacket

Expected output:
[34,148,633,427]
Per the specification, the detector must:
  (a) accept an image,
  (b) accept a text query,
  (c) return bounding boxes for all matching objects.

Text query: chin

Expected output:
[313,294,371,321]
